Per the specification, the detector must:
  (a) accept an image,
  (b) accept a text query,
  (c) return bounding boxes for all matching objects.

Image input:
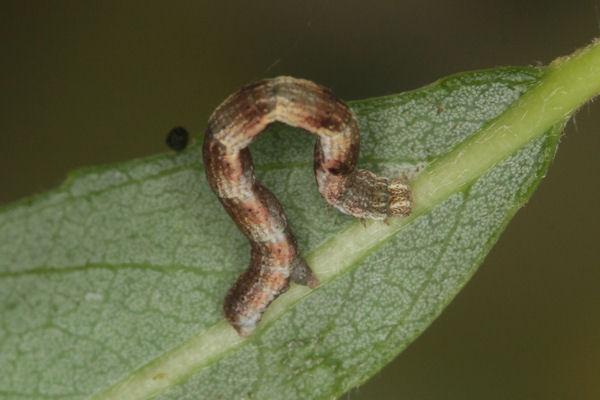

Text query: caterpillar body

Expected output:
[203,77,412,336]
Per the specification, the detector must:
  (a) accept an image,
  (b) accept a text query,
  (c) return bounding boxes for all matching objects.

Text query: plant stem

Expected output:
[411,39,600,212]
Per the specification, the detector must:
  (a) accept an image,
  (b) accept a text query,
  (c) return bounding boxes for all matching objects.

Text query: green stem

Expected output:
[412,39,600,211]
[92,39,600,400]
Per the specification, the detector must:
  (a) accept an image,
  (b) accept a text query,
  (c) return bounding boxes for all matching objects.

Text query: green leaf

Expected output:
[1,41,599,400]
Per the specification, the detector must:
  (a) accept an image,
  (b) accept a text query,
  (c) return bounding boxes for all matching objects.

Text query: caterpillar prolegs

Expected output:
[202,77,412,336]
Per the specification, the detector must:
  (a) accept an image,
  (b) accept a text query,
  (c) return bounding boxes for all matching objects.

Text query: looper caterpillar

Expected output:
[203,77,412,336]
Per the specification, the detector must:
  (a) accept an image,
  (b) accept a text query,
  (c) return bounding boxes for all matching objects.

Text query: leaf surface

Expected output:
[2,41,599,399]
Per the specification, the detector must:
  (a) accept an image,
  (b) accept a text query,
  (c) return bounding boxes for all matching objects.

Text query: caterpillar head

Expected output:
[387,179,413,217]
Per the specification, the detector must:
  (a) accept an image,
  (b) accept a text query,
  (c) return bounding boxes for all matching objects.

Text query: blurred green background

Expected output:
[1,1,598,399]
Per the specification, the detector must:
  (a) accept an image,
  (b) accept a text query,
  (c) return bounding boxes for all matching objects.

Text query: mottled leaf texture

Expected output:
[0,61,586,400]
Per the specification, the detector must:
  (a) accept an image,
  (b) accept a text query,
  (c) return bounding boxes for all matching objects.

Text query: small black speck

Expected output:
[166,126,189,152]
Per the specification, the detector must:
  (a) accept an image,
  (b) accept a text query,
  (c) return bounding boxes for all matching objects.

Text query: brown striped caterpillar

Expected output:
[203,77,412,336]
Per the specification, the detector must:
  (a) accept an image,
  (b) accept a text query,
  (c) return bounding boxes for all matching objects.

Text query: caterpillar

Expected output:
[202,77,412,336]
